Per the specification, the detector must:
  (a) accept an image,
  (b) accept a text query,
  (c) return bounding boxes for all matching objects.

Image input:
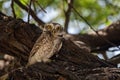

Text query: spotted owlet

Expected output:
[27,23,63,65]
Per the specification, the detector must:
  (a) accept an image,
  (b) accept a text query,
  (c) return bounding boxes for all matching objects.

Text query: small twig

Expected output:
[11,0,16,18]
[35,1,47,13]
[27,0,32,23]
[64,0,73,33]
[62,0,66,14]
[68,2,120,50]
[14,0,45,25]
[33,1,37,13]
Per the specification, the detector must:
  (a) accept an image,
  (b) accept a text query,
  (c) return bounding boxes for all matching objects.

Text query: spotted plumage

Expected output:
[28,23,63,65]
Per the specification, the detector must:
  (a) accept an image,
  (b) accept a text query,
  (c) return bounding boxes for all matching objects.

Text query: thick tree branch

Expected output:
[65,21,120,52]
[0,14,120,80]
[0,15,42,66]
[2,65,120,80]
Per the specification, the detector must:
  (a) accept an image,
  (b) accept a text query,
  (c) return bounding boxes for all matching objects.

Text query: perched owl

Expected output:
[27,23,63,65]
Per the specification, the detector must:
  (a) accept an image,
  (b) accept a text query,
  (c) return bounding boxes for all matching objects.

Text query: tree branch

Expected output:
[68,2,120,50]
[64,0,73,33]
[65,21,120,52]
[14,0,45,25]
[0,13,119,80]
[11,0,16,18]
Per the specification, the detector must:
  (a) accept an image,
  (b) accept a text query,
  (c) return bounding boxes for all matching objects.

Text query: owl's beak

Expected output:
[56,32,63,37]
[58,34,63,37]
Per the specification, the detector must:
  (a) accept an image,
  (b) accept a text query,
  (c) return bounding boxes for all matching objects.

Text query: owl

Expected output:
[27,23,63,65]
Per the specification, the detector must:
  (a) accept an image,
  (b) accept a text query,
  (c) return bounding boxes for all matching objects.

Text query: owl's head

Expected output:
[43,23,63,37]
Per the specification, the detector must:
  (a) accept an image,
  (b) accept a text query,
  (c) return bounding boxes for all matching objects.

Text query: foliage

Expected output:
[0,0,120,33]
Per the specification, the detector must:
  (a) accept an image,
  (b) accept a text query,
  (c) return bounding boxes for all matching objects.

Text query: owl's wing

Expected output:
[53,37,63,53]
[29,43,40,58]
[45,37,63,59]
[29,34,44,59]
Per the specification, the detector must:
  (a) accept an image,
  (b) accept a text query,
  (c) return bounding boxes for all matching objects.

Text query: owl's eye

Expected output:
[45,24,53,31]
[55,26,61,31]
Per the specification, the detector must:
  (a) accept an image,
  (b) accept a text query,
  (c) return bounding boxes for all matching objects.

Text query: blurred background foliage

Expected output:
[0,0,120,34]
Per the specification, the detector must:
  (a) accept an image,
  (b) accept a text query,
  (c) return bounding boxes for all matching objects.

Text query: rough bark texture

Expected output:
[0,14,120,80]
[66,21,120,51]
[0,15,42,65]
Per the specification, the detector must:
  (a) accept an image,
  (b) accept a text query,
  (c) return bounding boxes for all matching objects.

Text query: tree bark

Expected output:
[0,14,120,80]
[66,21,120,51]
